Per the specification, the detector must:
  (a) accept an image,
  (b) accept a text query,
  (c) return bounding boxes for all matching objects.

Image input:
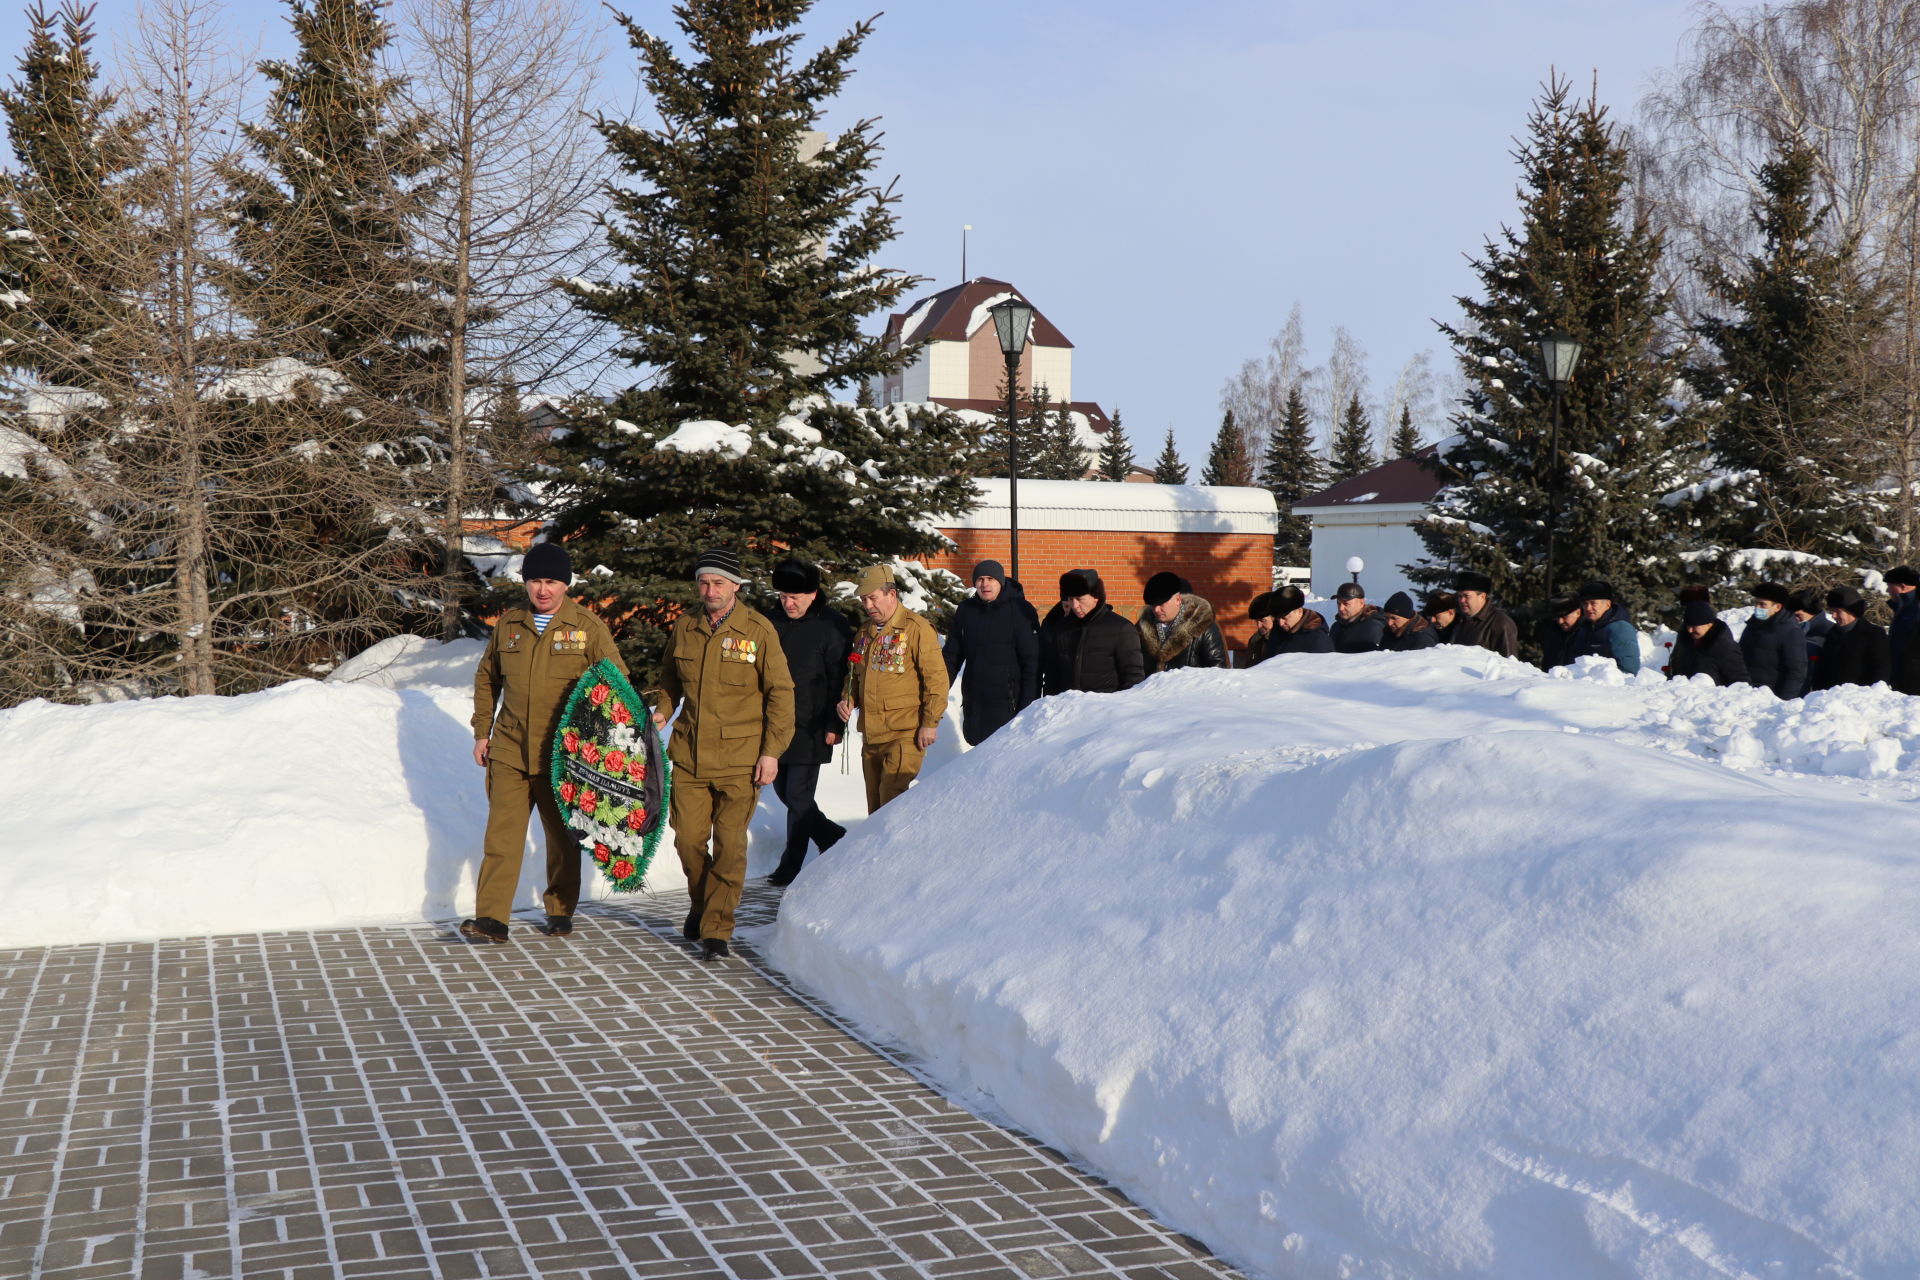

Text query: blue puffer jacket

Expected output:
[1574,606,1640,673]
[1738,609,1807,699]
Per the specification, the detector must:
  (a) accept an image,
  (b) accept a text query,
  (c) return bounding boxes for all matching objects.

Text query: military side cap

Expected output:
[854,564,899,596]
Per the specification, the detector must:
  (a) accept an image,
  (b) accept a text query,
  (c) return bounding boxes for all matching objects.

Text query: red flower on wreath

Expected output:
[581,741,602,765]
[579,790,598,816]
[562,728,580,754]
[604,749,627,774]
[559,781,577,804]
[626,809,646,831]
[589,683,611,706]
[627,759,646,781]
[610,702,633,726]
[610,859,634,880]
[592,843,611,865]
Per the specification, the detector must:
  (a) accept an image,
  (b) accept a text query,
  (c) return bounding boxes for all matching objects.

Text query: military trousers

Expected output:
[670,771,758,940]
[861,736,926,813]
[477,754,581,924]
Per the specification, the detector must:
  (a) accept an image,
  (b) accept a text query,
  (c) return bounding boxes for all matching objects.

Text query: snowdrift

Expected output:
[771,650,1920,1279]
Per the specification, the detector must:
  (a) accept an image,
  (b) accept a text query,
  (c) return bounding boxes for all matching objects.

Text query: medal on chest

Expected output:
[872,630,907,675]
[551,626,586,654]
[719,634,758,664]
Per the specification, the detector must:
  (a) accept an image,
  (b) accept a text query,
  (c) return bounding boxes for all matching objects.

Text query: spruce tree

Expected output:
[1260,386,1323,566]
[1097,407,1135,481]
[1689,135,1888,573]
[1152,427,1189,484]
[1025,385,1090,479]
[1411,77,1720,627]
[1390,405,1423,459]
[1201,408,1255,486]
[1329,393,1377,481]
[550,1,978,678]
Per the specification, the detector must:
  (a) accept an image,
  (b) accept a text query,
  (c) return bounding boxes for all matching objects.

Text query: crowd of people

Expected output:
[462,547,1920,955]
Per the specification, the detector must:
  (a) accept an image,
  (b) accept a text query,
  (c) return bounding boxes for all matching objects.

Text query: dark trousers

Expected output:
[772,762,846,873]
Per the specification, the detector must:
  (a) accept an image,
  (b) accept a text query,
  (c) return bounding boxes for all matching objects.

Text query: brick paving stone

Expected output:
[0,887,1253,1279]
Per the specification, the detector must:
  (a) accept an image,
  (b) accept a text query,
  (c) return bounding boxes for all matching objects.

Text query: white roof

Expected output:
[942,478,1276,536]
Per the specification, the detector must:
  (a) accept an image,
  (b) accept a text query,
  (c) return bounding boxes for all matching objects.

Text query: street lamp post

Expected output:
[989,297,1035,581]
[1346,555,1365,586]
[1537,332,1583,597]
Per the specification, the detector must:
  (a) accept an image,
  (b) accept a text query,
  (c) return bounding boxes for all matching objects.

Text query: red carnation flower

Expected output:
[626,810,646,831]
[559,781,577,804]
[562,728,580,753]
[589,683,611,706]
[848,652,862,663]
[610,859,634,880]
[581,742,602,765]
[610,702,633,726]
[627,758,646,781]
[604,749,627,774]
[580,790,598,816]
[592,843,611,865]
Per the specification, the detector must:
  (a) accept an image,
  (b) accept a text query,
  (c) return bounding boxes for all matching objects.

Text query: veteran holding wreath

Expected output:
[653,549,795,960]
[463,541,626,945]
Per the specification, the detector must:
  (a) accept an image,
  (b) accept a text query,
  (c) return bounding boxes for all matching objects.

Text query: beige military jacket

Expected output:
[848,606,949,742]
[472,597,626,773]
[653,604,796,777]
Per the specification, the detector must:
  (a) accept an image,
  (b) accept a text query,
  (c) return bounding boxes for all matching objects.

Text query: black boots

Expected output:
[459,916,510,944]
[701,937,731,961]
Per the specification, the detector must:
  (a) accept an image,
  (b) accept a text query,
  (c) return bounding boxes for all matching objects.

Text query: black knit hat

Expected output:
[1059,568,1106,601]
[1249,590,1280,621]
[1334,581,1366,602]
[1454,569,1493,594]
[1889,565,1920,587]
[520,541,572,584]
[1682,599,1717,628]
[1577,579,1617,603]
[1827,585,1868,618]
[1383,591,1416,619]
[971,559,1007,588]
[1143,571,1189,606]
[770,558,819,593]
[1752,581,1791,606]
[1272,585,1305,615]
[694,547,745,584]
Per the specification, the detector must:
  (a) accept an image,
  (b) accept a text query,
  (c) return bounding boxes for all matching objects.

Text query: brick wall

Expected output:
[927,527,1270,651]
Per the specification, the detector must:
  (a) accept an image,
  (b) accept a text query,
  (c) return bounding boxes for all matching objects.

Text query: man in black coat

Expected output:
[1040,568,1145,694]
[1329,582,1386,653]
[1789,588,1834,696]
[1137,571,1227,673]
[1738,581,1806,699]
[1812,586,1890,691]
[943,559,1040,745]
[1448,570,1520,658]
[1539,595,1583,669]
[1381,592,1439,651]
[766,559,851,886]
[1669,599,1749,686]
[1251,586,1334,660]
[1887,565,1920,682]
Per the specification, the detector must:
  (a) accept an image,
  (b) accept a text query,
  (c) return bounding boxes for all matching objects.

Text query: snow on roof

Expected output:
[1294,452,1444,512]
[944,477,1275,536]
[962,290,1018,342]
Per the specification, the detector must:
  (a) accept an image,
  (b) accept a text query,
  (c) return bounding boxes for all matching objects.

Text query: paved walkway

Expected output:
[0,886,1249,1280]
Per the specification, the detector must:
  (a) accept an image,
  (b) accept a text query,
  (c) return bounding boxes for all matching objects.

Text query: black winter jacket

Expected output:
[1540,622,1582,669]
[1252,609,1335,661]
[1137,595,1227,673]
[1383,614,1439,651]
[1738,610,1807,699]
[1040,601,1145,694]
[943,585,1041,745]
[1670,621,1749,687]
[1330,605,1387,653]
[770,599,852,766]
[1812,619,1890,690]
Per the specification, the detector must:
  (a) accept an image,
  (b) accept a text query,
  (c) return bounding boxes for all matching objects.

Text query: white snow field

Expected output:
[771,648,1920,1280]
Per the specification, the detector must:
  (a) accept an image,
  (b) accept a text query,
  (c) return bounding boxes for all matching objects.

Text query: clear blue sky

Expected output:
[2,0,1704,462]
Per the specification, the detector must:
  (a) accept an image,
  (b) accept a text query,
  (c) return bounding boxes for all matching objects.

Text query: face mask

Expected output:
[1753,606,1773,621]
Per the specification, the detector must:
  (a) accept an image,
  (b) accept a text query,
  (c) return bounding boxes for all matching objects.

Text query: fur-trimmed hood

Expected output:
[1137,593,1217,666]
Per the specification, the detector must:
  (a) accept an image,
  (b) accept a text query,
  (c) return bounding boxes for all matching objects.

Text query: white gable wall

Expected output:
[1295,503,1430,603]
[1030,345,1072,402]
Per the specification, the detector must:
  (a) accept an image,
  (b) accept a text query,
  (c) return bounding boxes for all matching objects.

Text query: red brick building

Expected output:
[925,479,1278,650]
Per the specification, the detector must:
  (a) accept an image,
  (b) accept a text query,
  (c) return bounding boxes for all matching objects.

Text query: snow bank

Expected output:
[771,650,1920,1279]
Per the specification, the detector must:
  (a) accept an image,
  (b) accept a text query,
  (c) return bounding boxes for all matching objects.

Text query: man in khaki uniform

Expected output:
[653,549,795,960]
[464,542,625,944]
[836,565,949,813]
